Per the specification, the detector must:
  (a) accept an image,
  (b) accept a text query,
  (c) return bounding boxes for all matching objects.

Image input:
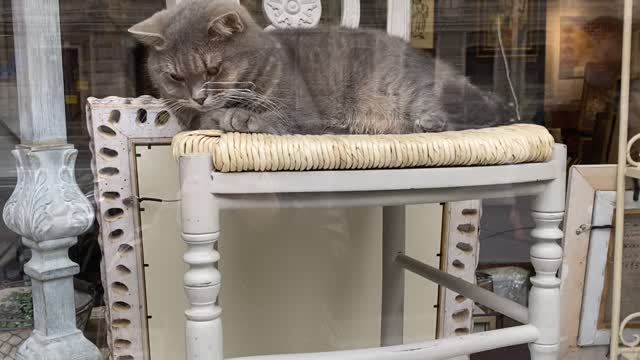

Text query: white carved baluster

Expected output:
[528,145,566,360]
[3,0,102,358]
[180,154,222,360]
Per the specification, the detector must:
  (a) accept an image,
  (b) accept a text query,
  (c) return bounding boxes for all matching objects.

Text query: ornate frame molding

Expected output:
[438,200,480,344]
[87,96,181,360]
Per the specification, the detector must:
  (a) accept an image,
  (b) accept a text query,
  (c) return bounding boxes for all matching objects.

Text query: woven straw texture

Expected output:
[172,124,554,173]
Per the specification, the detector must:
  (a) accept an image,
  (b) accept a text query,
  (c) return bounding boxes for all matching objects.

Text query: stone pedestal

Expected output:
[3,145,102,360]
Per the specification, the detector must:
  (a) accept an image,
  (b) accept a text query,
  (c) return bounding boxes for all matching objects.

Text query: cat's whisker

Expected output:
[245,92,287,115]
[223,93,275,114]
[240,97,289,124]
[226,88,276,103]
[163,99,191,115]
[194,85,290,125]
[240,94,288,121]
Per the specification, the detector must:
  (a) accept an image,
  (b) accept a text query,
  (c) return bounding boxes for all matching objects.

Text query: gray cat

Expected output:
[130,0,519,135]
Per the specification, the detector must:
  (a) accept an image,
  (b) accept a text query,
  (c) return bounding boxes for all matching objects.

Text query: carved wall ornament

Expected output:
[263,0,322,28]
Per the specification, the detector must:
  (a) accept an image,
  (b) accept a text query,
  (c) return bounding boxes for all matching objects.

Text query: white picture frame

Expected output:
[559,165,622,356]
[578,190,640,346]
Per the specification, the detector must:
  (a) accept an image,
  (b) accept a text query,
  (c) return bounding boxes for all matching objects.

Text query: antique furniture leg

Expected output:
[180,154,223,360]
[528,145,567,360]
[381,206,406,346]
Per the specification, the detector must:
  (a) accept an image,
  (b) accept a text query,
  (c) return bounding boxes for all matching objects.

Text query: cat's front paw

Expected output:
[219,108,259,133]
[414,110,447,133]
[197,109,227,130]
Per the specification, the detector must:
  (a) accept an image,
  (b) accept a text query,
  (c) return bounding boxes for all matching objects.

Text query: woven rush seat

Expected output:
[171,124,554,172]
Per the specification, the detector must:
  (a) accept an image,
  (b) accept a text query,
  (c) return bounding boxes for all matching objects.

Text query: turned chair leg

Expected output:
[180,154,223,360]
[528,145,566,360]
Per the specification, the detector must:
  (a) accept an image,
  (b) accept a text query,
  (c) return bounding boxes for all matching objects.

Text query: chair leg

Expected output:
[528,145,566,360]
[528,211,563,360]
[180,154,223,360]
[381,205,406,346]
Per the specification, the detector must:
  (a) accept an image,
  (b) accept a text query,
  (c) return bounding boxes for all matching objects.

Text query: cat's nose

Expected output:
[192,96,206,105]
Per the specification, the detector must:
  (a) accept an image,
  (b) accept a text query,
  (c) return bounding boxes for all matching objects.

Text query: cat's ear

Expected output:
[208,12,245,37]
[129,10,169,50]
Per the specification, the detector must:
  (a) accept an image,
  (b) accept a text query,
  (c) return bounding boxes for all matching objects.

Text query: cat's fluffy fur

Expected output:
[130,0,519,135]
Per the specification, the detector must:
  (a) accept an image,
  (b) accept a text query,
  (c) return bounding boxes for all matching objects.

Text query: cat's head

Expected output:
[129,0,261,114]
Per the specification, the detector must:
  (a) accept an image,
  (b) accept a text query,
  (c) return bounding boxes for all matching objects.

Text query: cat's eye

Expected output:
[207,66,220,77]
[169,73,184,82]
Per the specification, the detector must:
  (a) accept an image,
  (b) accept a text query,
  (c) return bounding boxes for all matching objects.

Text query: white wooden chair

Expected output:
[87,1,567,359]
[174,134,565,360]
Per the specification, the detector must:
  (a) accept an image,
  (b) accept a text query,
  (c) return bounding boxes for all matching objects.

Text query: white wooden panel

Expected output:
[138,145,441,359]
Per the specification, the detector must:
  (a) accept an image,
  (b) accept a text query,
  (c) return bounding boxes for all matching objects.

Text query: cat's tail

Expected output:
[439,78,523,131]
